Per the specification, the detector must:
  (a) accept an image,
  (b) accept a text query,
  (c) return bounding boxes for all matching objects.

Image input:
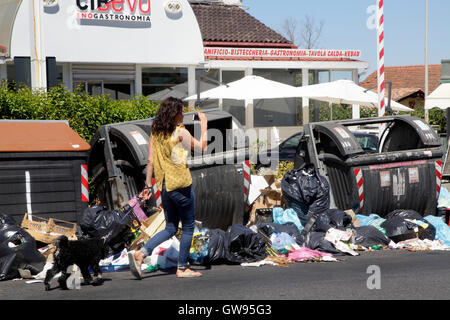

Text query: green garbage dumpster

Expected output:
[295,115,443,217]
[88,110,249,230]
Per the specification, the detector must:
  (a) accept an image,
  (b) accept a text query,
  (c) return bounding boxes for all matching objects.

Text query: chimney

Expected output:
[442,59,450,83]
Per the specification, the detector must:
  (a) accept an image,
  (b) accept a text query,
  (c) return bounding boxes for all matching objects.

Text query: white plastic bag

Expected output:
[143,236,180,270]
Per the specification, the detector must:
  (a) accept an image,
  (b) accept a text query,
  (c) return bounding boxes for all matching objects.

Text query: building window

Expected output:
[56,65,63,86]
[74,81,132,100]
[142,67,188,101]
[253,69,300,127]
[332,70,353,81]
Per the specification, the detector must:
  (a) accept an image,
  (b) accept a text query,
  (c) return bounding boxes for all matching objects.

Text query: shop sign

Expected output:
[76,0,151,23]
[204,47,362,59]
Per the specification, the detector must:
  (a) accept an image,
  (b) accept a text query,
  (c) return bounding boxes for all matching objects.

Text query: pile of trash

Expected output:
[3,165,450,284]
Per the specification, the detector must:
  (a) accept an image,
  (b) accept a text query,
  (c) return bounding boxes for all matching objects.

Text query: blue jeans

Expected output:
[141,183,196,270]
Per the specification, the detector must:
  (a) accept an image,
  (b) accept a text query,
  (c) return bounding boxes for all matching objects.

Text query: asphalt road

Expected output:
[2,249,450,302]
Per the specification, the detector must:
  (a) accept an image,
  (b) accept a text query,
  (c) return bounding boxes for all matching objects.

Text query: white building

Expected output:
[0,0,369,139]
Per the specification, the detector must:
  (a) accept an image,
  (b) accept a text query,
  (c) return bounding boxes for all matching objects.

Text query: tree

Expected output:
[280,17,299,45]
[279,14,325,49]
[300,14,324,49]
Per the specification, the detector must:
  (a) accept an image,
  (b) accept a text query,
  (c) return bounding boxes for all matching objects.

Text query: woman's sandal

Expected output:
[176,269,202,278]
[128,251,142,280]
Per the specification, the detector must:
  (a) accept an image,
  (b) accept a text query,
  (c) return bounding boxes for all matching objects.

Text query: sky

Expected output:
[242,0,450,81]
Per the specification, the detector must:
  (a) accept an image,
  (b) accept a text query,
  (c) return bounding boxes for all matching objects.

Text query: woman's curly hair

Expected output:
[151,97,183,137]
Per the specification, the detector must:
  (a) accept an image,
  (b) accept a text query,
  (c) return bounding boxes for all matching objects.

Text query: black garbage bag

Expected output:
[353,226,391,247]
[281,164,330,226]
[385,209,424,220]
[0,215,45,281]
[205,225,268,264]
[205,229,229,265]
[299,231,340,254]
[79,206,135,255]
[381,209,436,242]
[257,222,303,245]
[227,224,267,264]
[312,209,353,233]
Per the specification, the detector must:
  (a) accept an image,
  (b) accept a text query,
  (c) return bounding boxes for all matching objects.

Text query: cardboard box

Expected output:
[246,189,282,227]
[344,209,361,227]
[260,189,282,205]
[130,209,166,250]
[264,174,276,187]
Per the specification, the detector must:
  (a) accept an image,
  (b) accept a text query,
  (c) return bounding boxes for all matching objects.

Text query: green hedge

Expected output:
[0,81,160,143]
[1,81,445,145]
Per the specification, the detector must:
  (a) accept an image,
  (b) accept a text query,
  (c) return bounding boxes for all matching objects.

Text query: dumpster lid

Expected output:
[0,121,91,152]
[313,122,365,156]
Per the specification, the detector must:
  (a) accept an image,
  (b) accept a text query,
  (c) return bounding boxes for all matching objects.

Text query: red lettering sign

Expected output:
[204,47,362,60]
[77,0,150,14]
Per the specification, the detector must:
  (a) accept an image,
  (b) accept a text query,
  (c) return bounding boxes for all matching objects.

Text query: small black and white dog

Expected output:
[44,235,109,291]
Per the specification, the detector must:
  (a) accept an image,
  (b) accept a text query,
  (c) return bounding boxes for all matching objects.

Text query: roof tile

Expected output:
[191,3,292,45]
[360,65,442,93]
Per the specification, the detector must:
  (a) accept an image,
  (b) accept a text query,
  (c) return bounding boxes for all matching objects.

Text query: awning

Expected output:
[425,83,450,110]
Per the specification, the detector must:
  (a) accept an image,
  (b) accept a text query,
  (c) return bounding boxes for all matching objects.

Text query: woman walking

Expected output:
[128,97,208,279]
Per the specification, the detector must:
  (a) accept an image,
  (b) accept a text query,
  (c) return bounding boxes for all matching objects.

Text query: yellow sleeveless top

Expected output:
[151,125,192,192]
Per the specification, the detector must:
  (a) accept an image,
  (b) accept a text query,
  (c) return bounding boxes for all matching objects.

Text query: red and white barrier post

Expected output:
[376,0,385,122]
[81,164,89,202]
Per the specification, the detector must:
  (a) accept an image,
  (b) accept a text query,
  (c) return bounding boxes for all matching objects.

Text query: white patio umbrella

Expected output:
[184,75,300,101]
[147,80,217,101]
[294,79,413,112]
[425,83,450,110]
